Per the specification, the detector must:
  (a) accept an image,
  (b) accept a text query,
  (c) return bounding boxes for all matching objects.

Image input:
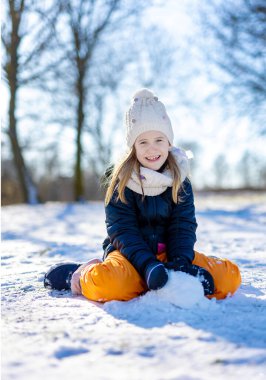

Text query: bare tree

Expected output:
[196,0,266,130]
[213,154,229,189]
[237,150,265,188]
[2,0,60,203]
[54,0,154,201]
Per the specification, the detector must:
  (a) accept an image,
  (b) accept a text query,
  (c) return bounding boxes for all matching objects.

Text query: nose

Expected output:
[146,142,157,152]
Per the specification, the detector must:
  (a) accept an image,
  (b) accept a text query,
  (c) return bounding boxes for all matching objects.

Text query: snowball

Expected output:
[153,270,207,309]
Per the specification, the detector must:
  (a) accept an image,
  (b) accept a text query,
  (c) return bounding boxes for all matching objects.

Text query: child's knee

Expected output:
[193,251,241,299]
[80,263,108,302]
[80,255,146,302]
[208,259,241,300]
[226,261,241,293]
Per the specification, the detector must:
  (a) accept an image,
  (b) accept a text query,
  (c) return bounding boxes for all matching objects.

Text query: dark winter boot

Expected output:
[44,262,82,290]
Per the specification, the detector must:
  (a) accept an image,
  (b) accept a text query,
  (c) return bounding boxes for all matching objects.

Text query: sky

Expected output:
[111,0,265,188]
[1,0,265,190]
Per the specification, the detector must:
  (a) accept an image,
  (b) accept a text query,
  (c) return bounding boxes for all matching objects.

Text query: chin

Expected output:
[147,162,163,170]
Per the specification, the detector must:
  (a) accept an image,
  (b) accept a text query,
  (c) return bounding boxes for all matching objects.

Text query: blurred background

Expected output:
[1,0,266,205]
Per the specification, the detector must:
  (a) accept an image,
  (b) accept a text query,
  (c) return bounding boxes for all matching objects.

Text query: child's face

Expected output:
[134,130,170,170]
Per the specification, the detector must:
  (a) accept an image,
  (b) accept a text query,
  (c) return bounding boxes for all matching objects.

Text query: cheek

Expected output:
[135,148,143,162]
[135,146,145,156]
[160,145,169,155]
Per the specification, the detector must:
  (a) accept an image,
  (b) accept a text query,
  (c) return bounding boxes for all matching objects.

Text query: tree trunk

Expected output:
[74,74,85,201]
[8,82,39,204]
[7,1,39,204]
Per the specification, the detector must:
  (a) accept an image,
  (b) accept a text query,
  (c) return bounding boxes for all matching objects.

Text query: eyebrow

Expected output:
[138,136,166,142]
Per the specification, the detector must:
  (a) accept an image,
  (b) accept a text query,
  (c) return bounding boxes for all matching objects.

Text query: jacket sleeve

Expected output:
[105,187,158,277]
[166,178,197,262]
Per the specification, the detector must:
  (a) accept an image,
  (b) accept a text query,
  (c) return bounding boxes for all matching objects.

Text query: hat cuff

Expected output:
[126,124,174,148]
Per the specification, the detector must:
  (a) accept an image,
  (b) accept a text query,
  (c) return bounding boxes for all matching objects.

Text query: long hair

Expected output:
[104,149,182,205]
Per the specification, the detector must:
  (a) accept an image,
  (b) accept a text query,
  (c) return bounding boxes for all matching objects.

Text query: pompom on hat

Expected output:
[125,88,174,148]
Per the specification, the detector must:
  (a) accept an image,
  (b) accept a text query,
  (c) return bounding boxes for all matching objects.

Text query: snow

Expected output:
[1,193,266,380]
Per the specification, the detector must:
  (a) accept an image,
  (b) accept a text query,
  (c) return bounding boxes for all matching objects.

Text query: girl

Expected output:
[44,89,241,302]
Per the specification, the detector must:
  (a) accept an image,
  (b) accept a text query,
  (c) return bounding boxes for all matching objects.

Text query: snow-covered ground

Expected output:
[2,192,266,380]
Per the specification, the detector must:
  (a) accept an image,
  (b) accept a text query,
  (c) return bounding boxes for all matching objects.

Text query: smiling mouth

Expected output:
[146,155,160,162]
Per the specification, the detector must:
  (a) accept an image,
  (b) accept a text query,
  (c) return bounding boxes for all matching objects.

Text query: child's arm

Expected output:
[105,187,167,288]
[166,178,197,263]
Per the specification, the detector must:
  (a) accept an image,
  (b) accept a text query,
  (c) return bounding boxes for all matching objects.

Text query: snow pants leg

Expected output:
[192,251,242,300]
[79,250,241,302]
[79,251,148,302]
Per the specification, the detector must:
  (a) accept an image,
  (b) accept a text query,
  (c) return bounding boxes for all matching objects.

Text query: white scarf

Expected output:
[126,147,189,196]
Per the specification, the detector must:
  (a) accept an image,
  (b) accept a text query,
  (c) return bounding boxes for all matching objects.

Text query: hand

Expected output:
[184,265,215,296]
[145,261,168,290]
[165,259,214,296]
[164,257,190,271]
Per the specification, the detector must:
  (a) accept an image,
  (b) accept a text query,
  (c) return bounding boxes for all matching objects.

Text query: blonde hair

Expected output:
[104,149,182,205]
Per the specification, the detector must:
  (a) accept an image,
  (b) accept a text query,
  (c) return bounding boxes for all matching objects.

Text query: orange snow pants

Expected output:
[80,251,241,303]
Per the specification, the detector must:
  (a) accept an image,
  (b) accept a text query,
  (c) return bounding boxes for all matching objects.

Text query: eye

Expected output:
[140,141,146,145]
[156,139,163,142]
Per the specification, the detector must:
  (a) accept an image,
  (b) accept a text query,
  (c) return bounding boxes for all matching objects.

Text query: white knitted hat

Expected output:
[125,88,174,148]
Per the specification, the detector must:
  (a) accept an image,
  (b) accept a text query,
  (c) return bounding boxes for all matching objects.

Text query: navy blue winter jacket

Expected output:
[102,178,197,279]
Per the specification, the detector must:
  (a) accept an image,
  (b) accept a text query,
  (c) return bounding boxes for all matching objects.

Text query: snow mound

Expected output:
[144,270,210,309]
[103,271,214,323]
